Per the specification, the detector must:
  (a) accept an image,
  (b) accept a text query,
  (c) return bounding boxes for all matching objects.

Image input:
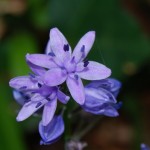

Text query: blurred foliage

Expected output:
[0,79,26,150]
[6,31,39,76]
[0,0,150,149]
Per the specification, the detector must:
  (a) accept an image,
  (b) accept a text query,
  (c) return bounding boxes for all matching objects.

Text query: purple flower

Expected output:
[13,90,26,106]
[39,115,64,145]
[86,78,121,97]
[82,78,121,117]
[141,144,150,150]
[9,63,69,126]
[26,28,111,105]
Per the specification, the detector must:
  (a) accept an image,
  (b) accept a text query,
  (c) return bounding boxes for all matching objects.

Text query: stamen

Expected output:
[63,44,69,52]
[74,74,78,80]
[80,45,86,60]
[24,95,30,100]
[23,94,31,103]
[24,99,31,103]
[19,86,27,90]
[31,91,36,94]
[71,56,75,63]
[48,52,55,57]
[29,73,36,78]
[83,60,89,67]
[60,66,65,70]
[80,45,85,52]
[46,97,51,101]
[38,83,42,88]
[35,102,42,108]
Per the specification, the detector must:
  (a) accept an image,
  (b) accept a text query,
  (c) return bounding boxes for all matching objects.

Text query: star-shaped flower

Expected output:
[9,62,69,126]
[26,28,111,105]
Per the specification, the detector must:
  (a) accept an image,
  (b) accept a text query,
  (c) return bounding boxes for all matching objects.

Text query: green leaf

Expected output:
[0,80,26,150]
[6,31,39,76]
[49,0,150,78]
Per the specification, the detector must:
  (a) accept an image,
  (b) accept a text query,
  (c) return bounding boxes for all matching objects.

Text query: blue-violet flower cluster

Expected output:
[9,28,121,145]
[141,144,150,150]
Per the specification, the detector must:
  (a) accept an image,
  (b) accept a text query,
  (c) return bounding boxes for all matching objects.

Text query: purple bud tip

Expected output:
[19,86,27,90]
[63,44,69,52]
[83,60,89,67]
[38,83,42,88]
[35,102,42,108]
[48,52,55,57]
[81,45,85,52]
[74,74,78,80]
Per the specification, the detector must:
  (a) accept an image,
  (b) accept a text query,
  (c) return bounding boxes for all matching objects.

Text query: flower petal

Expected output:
[85,87,116,104]
[85,78,121,98]
[107,78,122,97]
[16,97,48,121]
[44,68,67,86]
[83,100,118,116]
[66,75,85,105]
[9,76,37,91]
[77,61,111,80]
[72,31,95,63]
[42,98,57,126]
[39,115,64,145]
[85,79,111,89]
[45,38,52,55]
[49,28,71,63]
[103,104,119,117]
[26,54,58,69]
[82,86,117,115]
[13,90,25,105]
[57,90,70,104]
[27,61,46,76]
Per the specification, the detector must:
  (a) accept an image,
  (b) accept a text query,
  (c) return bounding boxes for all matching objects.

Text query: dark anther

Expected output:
[22,93,30,103]
[83,59,89,67]
[29,73,35,78]
[46,97,51,101]
[63,44,69,52]
[24,99,31,103]
[19,86,27,90]
[102,83,109,88]
[61,66,65,70]
[24,95,30,100]
[38,83,42,88]
[48,52,55,56]
[31,91,36,94]
[71,56,75,63]
[80,45,85,52]
[74,74,78,80]
[35,102,42,108]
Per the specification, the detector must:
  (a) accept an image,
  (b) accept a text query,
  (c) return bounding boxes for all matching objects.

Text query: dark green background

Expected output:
[0,0,150,149]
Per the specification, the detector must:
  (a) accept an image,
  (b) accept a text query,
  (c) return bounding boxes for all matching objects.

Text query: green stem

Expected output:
[73,116,102,140]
